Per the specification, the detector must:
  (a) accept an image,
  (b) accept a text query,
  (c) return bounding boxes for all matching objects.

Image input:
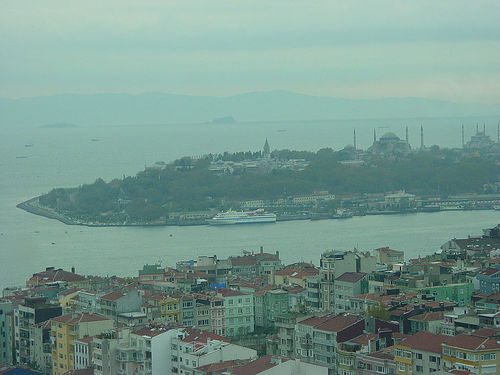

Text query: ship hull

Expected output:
[208,216,277,225]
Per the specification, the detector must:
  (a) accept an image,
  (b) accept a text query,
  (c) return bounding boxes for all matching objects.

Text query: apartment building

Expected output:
[394,331,447,375]
[442,328,500,374]
[51,313,113,375]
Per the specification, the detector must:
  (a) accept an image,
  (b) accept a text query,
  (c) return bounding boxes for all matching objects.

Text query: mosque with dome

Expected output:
[367,127,417,157]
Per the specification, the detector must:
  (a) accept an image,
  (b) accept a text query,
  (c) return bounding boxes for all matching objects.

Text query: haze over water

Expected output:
[1,118,499,289]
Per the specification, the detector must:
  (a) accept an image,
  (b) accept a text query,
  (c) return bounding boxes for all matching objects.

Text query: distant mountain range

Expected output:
[1,91,499,127]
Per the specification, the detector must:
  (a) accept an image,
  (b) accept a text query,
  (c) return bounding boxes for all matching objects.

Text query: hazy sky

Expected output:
[1,1,499,103]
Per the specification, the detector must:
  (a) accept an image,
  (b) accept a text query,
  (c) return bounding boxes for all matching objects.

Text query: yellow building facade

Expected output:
[159,296,180,323]
[51,313,113,375]
[442,331,500,374]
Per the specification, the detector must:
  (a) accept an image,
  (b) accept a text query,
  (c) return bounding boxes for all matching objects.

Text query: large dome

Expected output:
[380,132,400,141]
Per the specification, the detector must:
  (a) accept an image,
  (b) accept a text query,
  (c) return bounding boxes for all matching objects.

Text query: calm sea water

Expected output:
[1,117,499,289]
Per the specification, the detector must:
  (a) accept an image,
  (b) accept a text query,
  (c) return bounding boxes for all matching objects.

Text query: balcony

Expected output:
[313,337,334,346]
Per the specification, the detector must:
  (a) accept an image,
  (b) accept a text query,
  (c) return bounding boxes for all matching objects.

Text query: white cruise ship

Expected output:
[208,209,277,225]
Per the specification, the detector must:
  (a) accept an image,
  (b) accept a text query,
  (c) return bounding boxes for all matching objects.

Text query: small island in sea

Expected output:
[17,129,500,227]
[207,116,237,124]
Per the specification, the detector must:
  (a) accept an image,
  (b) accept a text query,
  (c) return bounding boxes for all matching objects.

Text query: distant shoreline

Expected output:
[16,196,499,228]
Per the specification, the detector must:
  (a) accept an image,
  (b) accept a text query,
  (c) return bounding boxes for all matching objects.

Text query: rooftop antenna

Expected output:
[462,124,465,148]
[354,128,357,150]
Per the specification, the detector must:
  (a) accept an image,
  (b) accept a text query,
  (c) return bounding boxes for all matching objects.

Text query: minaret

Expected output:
[420,125,424,150]
[405,126,409,144]
[483,123,486,134]
[263,138,270,159]
[462,124,465,148]
[353,128,357,150]
[373,128,377,143]
[498,121,499,142]
[476,123,479,133]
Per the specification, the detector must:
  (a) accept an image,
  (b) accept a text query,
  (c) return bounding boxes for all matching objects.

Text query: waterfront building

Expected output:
[442,328,500,374]
[383,191,416,210]
[27,267,86,288]
[229,248,282,278]
[333,272,368,314]
[394,331,447,375]
[138,265,167,284]
[375,247,404,265]
[14,297,62,367]
[51,313,113,375]
[228,355,328,375]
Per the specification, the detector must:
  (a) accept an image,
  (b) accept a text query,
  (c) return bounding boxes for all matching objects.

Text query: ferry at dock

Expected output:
[208,209,277,225]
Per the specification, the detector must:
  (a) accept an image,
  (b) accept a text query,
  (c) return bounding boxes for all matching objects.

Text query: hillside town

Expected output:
[1,224,500,375]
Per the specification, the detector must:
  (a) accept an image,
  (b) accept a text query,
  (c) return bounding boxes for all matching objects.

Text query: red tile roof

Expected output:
[59,287,82,296]
[231,355,284,375]
[53,313,111,325]
[181,328,230,344]
[29,268,86,284]
[315,314,362,333]
[230,256,257,266]
[443,332,500,351]
[408,311,444,322]
[298,315,334,327]
[376,247,403,254]
[398,331,448,353]
[196,359,250,373]
[479,267,500,276]
[335,272,366,283]
[216,288,247,297]
[100,291,124,301]
[133,326,172,338]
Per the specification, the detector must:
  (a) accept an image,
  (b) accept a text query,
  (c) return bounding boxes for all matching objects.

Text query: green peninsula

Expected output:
[21,139,500,225]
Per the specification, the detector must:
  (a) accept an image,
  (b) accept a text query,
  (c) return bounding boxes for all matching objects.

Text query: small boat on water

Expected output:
[91,138,100,142]
[25,143,34,147]
[16,156,28,159]
[332,209,353,219]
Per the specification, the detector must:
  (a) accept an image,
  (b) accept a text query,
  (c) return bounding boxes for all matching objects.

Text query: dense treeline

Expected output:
[38,149,499,222]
